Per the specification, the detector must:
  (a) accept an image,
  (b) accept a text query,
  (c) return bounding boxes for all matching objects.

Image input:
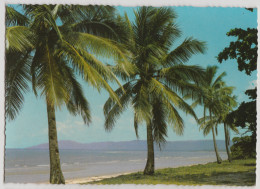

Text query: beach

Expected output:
[65,172,134,184]
[64,164,201,184]
[5,149,227,184]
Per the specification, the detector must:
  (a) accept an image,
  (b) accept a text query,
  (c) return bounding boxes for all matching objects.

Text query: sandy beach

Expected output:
[65,172,134,184]
[64,161,216,184]
[56,162,208,184]
[5,150,228,183]
[39,172,134,184]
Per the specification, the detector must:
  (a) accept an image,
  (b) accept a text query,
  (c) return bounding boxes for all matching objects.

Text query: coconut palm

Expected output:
[103,7,206,175]
[215,94,238,163]
[194,66,236,164]
[201,95,238,162]
[5,5,132,184]
[223,113,239,162]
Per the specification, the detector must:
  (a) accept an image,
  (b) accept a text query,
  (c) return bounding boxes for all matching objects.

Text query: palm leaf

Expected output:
[162,37,206,66]
[6,6,29,26]
[6,26,35,52]
[5,51,31,120]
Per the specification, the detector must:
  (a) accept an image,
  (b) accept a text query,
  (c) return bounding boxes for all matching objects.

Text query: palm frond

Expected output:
[212,71,226,88]
[149,78,198,121]
[6,6,29,26]
[31,44,70,107]
[61,64,91,124]
[134,113,139,138]
[162,37,206,66]
[159,65,205,84]
[152,98,168,148]
[103,83,132,131]
[132,81,152,124]
[64,32,134,75]
[6,26,35,52]
[5,51,31,120]
[29,5,62,39]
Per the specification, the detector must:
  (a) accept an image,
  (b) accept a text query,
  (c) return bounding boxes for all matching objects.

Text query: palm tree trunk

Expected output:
[144,122,155,175]
[46,99,65,184]
[212,126,222,164]
[224,123,232,162]
[210,110,222,164]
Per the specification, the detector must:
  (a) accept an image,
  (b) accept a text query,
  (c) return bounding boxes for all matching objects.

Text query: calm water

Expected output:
[5,149,227,183]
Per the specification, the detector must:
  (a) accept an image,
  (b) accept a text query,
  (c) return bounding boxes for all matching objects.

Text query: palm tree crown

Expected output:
[104,7,206,174]
[194,66,237,163]
[5,5,132,184]
[5,5,132,121]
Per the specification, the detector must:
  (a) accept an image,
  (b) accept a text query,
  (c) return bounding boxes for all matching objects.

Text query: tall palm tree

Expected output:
[194,66,235,164]
[202,95,238,162]
[223,112,239,162]
[103,7,206,175]
[5,5,132,184]
[216,94,238,163]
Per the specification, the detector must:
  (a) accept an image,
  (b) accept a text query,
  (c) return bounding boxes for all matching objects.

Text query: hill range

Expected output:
[26,140,228,151]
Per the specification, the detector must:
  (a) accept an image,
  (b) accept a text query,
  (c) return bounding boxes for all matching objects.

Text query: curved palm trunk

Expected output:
[46,99,65,184]
[224,123,232,162]
[144,123,155,175]
[212,127,222,164]
[210,110,222,164]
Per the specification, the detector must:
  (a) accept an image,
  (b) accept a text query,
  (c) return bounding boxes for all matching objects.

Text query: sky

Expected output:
[5,6,257,148]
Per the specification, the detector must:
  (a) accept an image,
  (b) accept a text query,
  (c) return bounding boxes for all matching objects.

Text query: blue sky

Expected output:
[5,6,257,148]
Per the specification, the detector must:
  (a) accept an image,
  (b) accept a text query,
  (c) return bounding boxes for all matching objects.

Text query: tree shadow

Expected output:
[244,163,256,166]
[168,170,256,186]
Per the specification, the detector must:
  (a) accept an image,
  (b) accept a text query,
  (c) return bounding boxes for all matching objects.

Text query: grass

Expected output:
[85,159,256,186]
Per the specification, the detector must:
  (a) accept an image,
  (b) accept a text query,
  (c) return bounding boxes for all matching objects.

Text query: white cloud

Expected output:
[56,121,86,137]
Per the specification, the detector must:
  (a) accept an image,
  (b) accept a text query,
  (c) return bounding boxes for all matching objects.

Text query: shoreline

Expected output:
[65,172,135,184]
[64,162,207,184]
[15,159,256,186]
[38,172,136,184]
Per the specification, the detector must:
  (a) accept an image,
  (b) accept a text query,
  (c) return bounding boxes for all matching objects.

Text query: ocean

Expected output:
[5,149,227,183]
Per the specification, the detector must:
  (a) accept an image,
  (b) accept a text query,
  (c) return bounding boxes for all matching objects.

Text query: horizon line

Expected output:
[6,139,226,149]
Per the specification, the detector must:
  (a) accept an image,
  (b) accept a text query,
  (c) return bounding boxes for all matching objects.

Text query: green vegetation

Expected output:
[5,5,256,185]
[217,8,257,160]
[5,5,131,184]
[231,136,256,159]
[229,89,257,159]
[189,66,237,164]
[103,7,206,175]
[88,159,256,186]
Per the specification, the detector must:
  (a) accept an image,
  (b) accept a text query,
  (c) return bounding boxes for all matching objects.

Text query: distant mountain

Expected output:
[27,140,228,151]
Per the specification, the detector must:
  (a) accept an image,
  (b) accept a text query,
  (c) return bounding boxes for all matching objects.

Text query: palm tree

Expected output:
[5,5,132,184]
[223,112,239,162]
[215,93,238,163]
[103,7,206,175]
[202,95,238,162]
[194,66,235,164]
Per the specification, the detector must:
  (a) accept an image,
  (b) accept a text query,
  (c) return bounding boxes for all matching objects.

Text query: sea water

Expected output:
[5,149,227,183]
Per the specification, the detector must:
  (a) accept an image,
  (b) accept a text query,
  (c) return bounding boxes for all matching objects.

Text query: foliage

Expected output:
[104,7,206,148]
[5,4,132,183]
[5,5,131,121]
[217,28,257,76]
[87,159,256,186]
[231,136,256,159]
[228,89,256,159]
[217,9,257,160]
[229,93,256,139]
[190,65,238,163]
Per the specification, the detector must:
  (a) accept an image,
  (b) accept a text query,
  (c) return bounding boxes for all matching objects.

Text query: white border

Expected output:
[2,0,260,7]
[0,0,259,189]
